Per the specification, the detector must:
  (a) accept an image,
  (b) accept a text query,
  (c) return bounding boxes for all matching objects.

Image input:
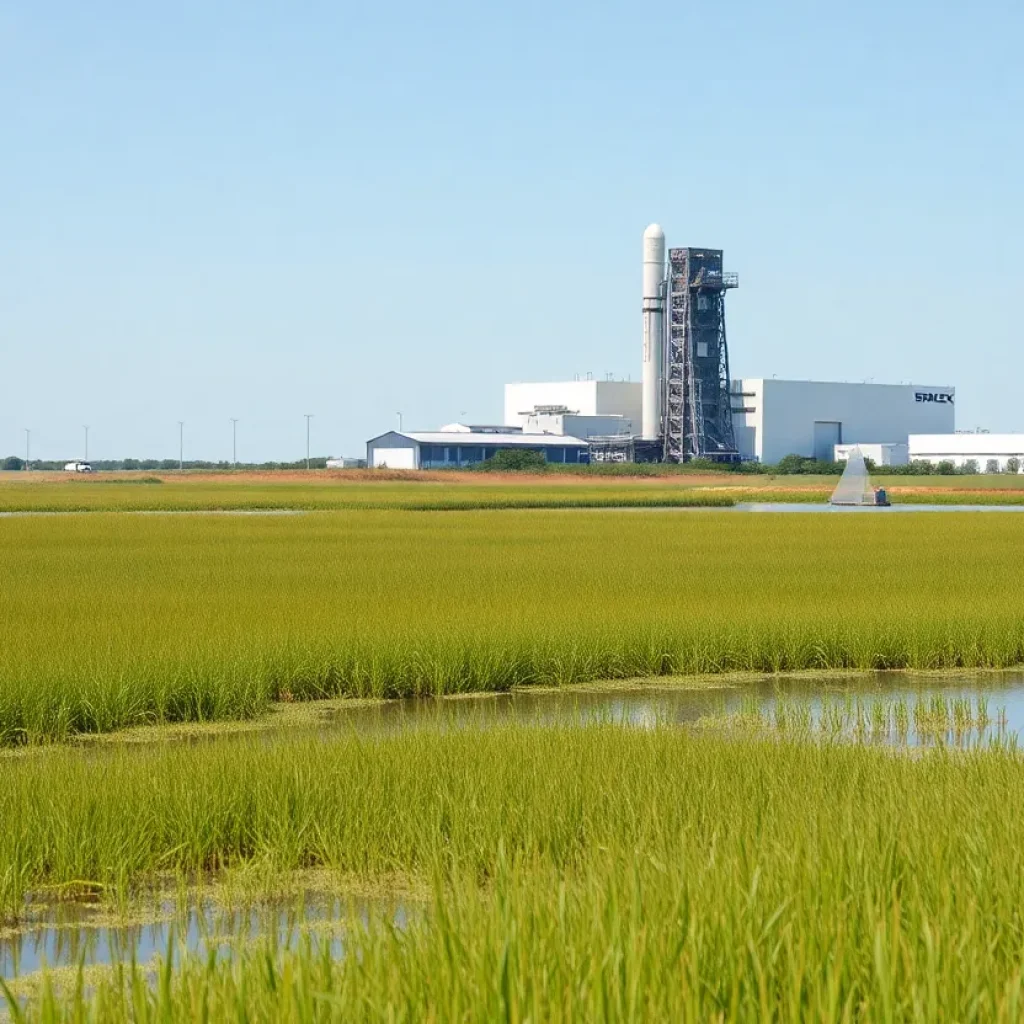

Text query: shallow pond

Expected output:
[325,670,1024,745]
[735,503,1024,513]
[0,895,406,980]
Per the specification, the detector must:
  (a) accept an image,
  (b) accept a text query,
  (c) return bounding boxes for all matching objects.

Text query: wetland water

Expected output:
[0,896,407,981]
[735,502,1024,513]
[323,670,1024,741]
[7,670,1024,982]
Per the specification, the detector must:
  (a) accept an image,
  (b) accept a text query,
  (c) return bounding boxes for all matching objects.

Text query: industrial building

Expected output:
[367,223,962,468]
[834,443,910,467]
[504,380,639,431]
[503,376,955,465]
[503,228,956,466]
[365,430,589,469]
[732,380,955,464]
[908,434,1024,472]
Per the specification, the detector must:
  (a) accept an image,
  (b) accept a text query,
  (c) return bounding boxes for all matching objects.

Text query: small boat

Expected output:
[830,446,890,507]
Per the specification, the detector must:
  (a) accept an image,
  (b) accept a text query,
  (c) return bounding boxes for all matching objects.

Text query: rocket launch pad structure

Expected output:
[663,246,739,463]
[638,227,740,463]
[641,225,666,441]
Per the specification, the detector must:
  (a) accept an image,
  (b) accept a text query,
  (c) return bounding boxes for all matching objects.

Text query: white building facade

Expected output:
[504,381,641,432]
[366,430,590,469]
[731,379,955,464]
[908,434,1024,472]
[834,443,910,466]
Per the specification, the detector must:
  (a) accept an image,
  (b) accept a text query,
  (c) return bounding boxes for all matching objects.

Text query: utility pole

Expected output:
[178,421,184,471]
[83,425,89,462]
[24,429,30,470]
[304,414,313,470]
[230,419,238,467]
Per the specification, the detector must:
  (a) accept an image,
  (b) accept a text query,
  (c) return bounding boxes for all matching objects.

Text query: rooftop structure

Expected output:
[523,412,632,438]
[504,380,640,430]
[438,423,523,434]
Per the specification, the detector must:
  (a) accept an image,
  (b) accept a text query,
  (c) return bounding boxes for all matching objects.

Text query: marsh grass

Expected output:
[6,722,1024,1018]
[0,477,733,513]
[3,510,1024,741]
[4,473,1024,513]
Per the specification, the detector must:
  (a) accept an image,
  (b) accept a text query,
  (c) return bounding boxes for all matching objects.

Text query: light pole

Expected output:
[83,425,89,462]
[304,414,313,470]
[24,429,30,470]
[397,411,403,433]
[230,419,238,467]
[178,421,184,471]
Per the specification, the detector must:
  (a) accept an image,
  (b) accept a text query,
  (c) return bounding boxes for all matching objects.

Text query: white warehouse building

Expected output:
[502,378,955,464]
[908,434,1024,472]
[365,430,590,469]
[731,379,955,464]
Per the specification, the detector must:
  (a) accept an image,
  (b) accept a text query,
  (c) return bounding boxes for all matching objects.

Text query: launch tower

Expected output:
[663,247,740,463]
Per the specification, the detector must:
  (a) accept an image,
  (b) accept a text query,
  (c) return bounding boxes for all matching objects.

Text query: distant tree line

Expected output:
[482,453,1024,476]
[1,457,331,471]
[730,455,1022,476]
[4,452,1021,476]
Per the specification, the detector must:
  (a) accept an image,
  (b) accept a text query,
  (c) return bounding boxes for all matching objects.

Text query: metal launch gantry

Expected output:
[663,248,740,463]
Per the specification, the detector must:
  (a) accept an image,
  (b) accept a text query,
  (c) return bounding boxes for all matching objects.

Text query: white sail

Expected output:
[830,447,876,505]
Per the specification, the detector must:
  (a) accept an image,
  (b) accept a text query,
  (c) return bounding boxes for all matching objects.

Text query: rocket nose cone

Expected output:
[643,223,665,240]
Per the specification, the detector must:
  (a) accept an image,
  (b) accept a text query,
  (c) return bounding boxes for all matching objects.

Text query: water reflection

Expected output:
[324,670,1024,742]
[0,895,406,980]
[735,503,1024,513]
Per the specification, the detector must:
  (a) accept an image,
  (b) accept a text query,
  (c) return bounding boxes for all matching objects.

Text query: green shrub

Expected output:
[475,449,548,471]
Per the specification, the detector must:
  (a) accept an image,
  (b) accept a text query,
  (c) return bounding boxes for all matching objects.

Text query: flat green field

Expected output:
[6,722,1024,1019]
[3,468,1024,511]
[0,472,735,511]
[2,509,1024,742]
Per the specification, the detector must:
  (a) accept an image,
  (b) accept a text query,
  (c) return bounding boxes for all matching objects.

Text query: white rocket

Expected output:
[641,224,666,440]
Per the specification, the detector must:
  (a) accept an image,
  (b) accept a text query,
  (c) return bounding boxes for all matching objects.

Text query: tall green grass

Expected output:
[0,478,735,512]
[7,723,1024,1018]
[3,473,1024,512]
[3,510,1024,741]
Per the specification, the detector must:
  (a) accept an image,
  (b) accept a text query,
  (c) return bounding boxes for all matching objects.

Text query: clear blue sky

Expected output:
[2,0,1021,461]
